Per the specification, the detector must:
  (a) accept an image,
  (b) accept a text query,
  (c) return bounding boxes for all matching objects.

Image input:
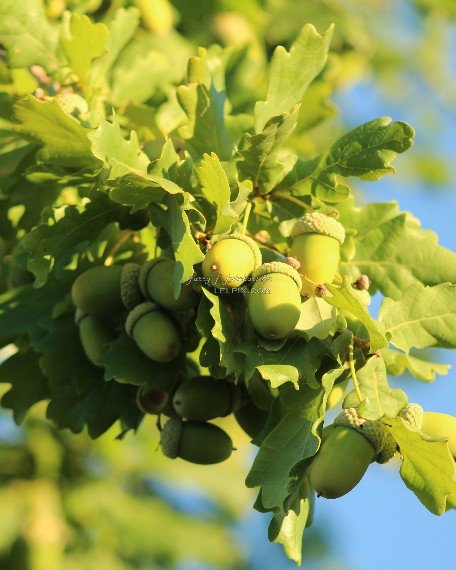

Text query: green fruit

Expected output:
[290,213,345,297]
[72,264,143,317]
[309,426,375,499]
[235,402,268,439]
[248,262,302,340]
[136,385,170,414]
[77,312,116,367]
[202,234,261,289]
[126,302,181,363]
[140,258,199,311]
[173,376,241,421]
[422,412,456,459]
[134,0,173,35]
[326,380,349,410]
[161,417,233,464]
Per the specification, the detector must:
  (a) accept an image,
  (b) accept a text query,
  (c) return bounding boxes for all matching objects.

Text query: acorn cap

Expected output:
[291,212,345,245]
[376,432,397,464]
[220,233,262,269]
[160,416,183,459]
[125,301,160,337]
[334,408,385,454]
[251,261,302,290]
[399,403,423,430]
[138,257,169,297]
[120,263,143,310]
[74,308,89,326]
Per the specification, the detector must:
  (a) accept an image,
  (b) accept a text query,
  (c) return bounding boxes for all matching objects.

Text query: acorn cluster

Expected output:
[69,212,362,466]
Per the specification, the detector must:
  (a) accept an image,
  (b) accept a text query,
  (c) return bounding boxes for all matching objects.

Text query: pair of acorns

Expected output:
[137,376,241,465]
[71,257,200,366]
[310,406,456,505]
[202,211,345,340]
[136,375,274,464]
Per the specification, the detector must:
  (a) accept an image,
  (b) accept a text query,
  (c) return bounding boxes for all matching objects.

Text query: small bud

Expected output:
[315,284,330,297]
[285,256,301,270]
[254,230,270,244]
[355,275,371,291]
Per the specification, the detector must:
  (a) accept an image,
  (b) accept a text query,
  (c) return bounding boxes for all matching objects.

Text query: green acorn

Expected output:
[136,384,171,415]
[422,412,456,459]
[326,380,349,410]
[139,257,199,311]
[234,401,268,439]
[309,408,385,499]
[248,262,302,340]
[202,233,261,289]
[75,310,116,367]
[290,212,345,297]
[160,417,233,464]
[246,373,277,411]
[173,376,241,421]
[72,264,143,317]
[126,302,181,363]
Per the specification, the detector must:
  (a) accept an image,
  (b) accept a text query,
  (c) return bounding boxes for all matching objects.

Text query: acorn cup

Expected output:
[75,310,116,368]
[309,408,386,499]
[202,233,262,289]
[160,417,234,465]
[290,212,345,297]
[139,257,199,311]
[234,401,269,439]
[126,302,182,363]
[248,262,302,340]
[71,263,143,318]
[172,376,242,421]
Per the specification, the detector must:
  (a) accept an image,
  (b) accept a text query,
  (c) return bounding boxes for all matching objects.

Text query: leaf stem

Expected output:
[274,192,313,211]
[349,341,364,403]
[241,202,253,235]
[104,230,133,266]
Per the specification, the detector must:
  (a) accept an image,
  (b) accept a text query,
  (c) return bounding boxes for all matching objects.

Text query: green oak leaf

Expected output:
[201,288,245,379]
[339,201,456,299]
[92,7,140,77]
[0,276,71,346]
[195,153,239,235]
[268,478,314,565]
[379,283,456,353]
[46,379,142,439]
[21,197,124,284]
[101,331,185,390]
[238,105,299,194]
[295,297,338,340]
[177,49,233,160]
[246,369,339,509]
[385,417,456,515]
[0,0,60,68]
[36,316,100,393]
[239,337,331,389]
[382,348,451,383]
[61,13,109,86]
[325,277,388,352]
[14,96,100,169]
[344,355,408,420]
[149,195,204,296]
[0,349,49,424]
[109,172,184,213]
[254,24,334,132]
[88,119,150,180]
[276,118,414,203]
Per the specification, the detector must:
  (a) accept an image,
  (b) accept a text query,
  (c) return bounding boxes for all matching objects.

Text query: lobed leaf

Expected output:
[254,24,334,132]
[380,283,456,353]
[385,417,456,515]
